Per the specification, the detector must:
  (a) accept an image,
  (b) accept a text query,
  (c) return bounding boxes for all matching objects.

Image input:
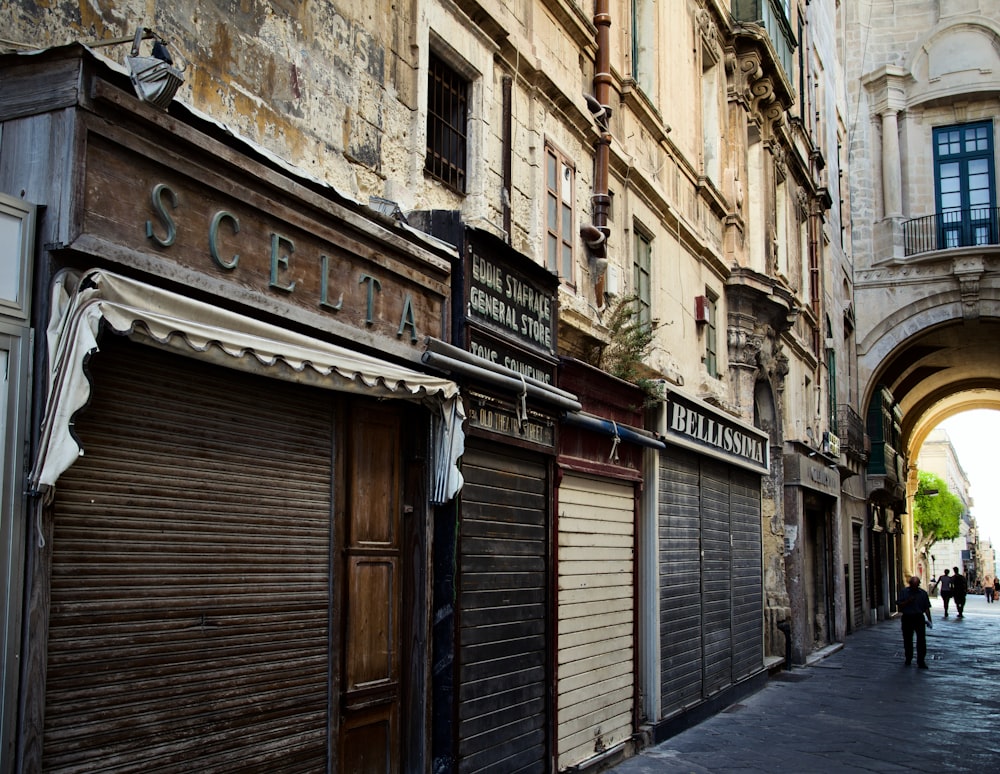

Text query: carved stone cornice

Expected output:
[725,24,794,140]
[954,255,985,320]
[726,266,798,385]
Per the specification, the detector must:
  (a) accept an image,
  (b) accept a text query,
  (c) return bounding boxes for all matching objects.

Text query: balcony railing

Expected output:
[836,404,868,462]
[902,207,1000,256]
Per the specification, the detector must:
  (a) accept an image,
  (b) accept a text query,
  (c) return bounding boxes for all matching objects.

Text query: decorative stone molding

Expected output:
[728,328,764,368]
[696,3,722,65]
[953,255,985,320]
[795,188,809,221]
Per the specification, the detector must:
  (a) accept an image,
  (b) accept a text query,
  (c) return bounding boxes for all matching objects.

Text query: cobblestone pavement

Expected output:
[606,593,1000,773]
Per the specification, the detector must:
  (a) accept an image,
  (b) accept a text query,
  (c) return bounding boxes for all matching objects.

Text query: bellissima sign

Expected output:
[663,391,770,473]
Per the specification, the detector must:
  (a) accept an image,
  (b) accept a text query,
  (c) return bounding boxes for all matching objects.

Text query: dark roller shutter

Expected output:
[659,453,763,717]
[852,525,864,629]
[658,453,702,718]
[730,468,762,680]
[700,459,732,696]
[44,338,334,773]
[457,443,548,774]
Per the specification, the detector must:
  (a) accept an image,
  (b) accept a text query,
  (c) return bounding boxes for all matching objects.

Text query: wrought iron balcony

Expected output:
[836,404,868,463]
[902,207,1000,256]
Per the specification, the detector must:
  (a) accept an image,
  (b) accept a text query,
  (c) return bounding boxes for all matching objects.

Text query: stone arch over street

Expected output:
[856,266,1000,586]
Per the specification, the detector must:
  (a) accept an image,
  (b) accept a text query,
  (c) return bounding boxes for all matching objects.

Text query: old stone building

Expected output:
[1,1,860,772]
[845,0,1000,626]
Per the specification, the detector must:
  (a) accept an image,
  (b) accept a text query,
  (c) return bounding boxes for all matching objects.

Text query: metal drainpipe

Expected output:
[589,0,612,299]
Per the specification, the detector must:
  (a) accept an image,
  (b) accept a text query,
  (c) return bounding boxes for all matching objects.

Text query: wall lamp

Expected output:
[87,27,184,110]
[127,28,184,109]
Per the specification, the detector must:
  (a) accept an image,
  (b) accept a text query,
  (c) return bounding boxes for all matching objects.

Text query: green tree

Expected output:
[913,470,963,573]
[587,294,661,404]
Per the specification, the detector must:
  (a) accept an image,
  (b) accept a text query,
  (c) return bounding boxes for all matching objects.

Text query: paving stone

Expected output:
[606,596,1000,772]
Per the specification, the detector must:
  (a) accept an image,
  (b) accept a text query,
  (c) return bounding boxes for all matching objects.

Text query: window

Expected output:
[545,144,575,282]
[633,229,652,327]
[703,289,718,378]
[826,316,837,428]
[426,52,468,192]
[934,121,996,249]
[632,0,655,96]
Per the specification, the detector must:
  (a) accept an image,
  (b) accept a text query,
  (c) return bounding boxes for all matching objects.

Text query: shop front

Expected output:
[555,360,662,772]
[783,443,845,663]
[419,227,573,773]
[4,45,464,773]
[641,387,769,740]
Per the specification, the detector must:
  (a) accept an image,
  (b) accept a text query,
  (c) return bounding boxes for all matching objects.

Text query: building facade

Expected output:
[845,0,1000,614]
[2,1,860,771]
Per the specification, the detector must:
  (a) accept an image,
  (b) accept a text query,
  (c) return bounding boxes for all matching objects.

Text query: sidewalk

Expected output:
[606,593,1000,773]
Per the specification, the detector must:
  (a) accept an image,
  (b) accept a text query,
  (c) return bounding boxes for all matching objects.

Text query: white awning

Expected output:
[29,268,465,503]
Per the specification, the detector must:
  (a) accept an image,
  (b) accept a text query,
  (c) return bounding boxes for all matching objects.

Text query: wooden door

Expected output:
[340,402,404,773]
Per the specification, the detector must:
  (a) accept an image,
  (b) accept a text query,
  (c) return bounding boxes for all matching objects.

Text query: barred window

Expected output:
[426,53,468,192]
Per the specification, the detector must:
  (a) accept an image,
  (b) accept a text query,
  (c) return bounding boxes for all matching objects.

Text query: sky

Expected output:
[937,410,1000,545]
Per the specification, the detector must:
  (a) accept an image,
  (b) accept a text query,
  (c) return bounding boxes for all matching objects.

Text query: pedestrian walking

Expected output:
[896,575,932,669]
[993,577,999,602]
[935,568,953,616]
[985,576,995,603]
[951,566,968,618]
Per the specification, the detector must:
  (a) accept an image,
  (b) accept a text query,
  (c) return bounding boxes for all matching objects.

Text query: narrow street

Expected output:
[608,594,1000,773]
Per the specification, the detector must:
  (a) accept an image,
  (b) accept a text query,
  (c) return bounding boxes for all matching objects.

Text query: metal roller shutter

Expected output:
[556,474,634,771]
[852,525,863,630]
[44,339,334,773]
[659,453,762,717]
[700,459,732,696]
[658,454,702,718]
[457,444,548,774]
[730,468,763,680]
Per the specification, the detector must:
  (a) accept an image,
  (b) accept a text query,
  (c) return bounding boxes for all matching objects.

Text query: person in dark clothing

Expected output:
[934,568,953,616]
[951,566,968,618]
[896,575,932,668]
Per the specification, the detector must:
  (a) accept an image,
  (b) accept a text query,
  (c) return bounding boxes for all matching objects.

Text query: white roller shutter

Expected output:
[556,473,634,770]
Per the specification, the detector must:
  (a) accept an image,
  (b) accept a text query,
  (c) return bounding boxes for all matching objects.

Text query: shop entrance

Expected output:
[43,337,413,772]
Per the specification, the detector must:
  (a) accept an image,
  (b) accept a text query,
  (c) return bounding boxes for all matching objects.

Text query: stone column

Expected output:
[881,109,902,219]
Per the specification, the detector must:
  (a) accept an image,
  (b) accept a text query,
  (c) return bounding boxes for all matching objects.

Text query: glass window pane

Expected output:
[547,193,557,230]
[547,153,557,190]
[969,188,990,207]
[0,211,23,304]
[939,161,959,178]
[969,158,989,175]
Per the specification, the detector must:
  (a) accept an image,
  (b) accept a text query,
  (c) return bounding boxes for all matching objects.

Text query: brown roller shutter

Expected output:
[44,338,335,772]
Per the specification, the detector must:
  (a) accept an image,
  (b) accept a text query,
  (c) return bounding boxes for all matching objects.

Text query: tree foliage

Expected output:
[913,470,963,565]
